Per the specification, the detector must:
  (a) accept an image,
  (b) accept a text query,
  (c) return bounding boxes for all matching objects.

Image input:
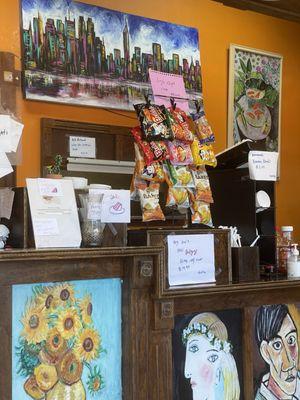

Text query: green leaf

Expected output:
[240,59,248,74]
[263,86,279,107]
[247,58,252,73]
[234,79,245,99]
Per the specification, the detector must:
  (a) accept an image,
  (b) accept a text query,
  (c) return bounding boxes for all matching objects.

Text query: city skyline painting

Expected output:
[21,0,202,110]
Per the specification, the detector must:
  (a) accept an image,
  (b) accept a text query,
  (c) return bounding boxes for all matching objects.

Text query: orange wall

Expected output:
[1,0,300,239]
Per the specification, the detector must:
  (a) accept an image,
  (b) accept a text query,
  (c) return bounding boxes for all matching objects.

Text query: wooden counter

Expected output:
[1,247,300,399]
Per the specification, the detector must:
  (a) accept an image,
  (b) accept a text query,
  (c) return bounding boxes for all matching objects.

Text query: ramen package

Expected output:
[190,201,213,226]
[134,103,173,141]
[192,111,215,144]
[167,108,194,143]
[166,187,190,209]
[167,140,193,166]
[138,182,165,222]
[191,140,217,167]
[191,167,214,203]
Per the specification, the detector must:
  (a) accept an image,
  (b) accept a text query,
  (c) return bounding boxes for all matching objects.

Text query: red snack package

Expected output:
[167,140,193,166]
[131,127,169,165]
[167,107,194,143]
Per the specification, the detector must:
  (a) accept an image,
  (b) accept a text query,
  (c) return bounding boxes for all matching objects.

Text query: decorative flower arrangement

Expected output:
[16,282,104,399]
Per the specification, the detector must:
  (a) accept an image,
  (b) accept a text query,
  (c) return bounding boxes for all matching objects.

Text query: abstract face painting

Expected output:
[173,310,243,400]
[254,304,300,400]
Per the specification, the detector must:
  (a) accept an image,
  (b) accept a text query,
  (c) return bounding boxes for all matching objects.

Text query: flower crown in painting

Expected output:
[182,322,232,353]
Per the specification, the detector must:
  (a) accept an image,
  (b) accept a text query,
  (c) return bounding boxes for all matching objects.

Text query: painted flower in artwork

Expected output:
[16,283,104,399]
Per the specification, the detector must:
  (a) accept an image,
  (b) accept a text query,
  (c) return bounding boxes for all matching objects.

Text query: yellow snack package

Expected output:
[191,140,217,167]
[190,201,213,226]
[166,187,190,209]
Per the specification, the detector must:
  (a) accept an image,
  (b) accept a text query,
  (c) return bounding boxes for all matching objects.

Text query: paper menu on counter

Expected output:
[248,151,278,181]
[149,70,189,112]
[167,234,215,286]
[26,178,81,248]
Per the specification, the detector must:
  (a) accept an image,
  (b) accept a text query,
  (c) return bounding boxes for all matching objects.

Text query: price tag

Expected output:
[248,151,278,181]
[69,136,96,158]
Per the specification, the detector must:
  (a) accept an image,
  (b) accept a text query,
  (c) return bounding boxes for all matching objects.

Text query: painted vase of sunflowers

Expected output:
[16,283,103,399]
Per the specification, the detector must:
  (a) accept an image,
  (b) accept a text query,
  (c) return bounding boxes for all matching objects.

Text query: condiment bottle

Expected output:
[287,244,300,278]
[278,226,294,274]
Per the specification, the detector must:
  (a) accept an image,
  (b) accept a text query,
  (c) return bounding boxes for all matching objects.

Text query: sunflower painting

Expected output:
[12,279,122,400]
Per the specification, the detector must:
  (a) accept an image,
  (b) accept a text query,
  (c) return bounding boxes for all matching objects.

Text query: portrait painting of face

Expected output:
[173,309,243,400]
[254,304,300,400]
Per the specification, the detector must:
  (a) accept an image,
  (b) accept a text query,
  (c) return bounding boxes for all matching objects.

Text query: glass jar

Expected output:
[81,219,105,247]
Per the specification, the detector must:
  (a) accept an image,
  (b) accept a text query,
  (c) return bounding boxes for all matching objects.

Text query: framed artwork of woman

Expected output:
[173,309,243,400]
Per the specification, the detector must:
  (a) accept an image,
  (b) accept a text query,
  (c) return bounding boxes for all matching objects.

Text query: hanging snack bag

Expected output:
[191,140,217,167]
[134,143,164,182]
[130,166,149,201]
[134,103,173,141]
[191,200,213,226]
[167,140,193,166]
[163,161,178,187]
[138,182,165,222]
[166,187,190,209]
[192,111,215,144]
[164,162,194,188]
[131,127,169,165]
[191,167,214,203]
[167,108,194,143]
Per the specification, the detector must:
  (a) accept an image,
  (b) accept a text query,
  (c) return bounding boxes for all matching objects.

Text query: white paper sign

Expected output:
[167,234,215,286]
[0,151,13,178]
[0,115,24,153]
[33,218,59,236]
[0,115,12,152]
[26,178,82,248]
[69,136,96,158]
[248,151,278,181]
[101,190,130,223]
[38,179,63,197]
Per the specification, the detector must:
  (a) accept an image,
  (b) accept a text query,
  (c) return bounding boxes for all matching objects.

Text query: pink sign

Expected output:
[149,69,189,112]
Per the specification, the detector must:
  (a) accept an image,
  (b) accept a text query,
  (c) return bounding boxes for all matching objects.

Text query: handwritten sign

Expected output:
[101,190,130,223]
[69,136,96,158]
[248,151,278,181]
[33,218,60,236]
[167,234,215,286]
[0,115,24,153]
[149,70,189,112]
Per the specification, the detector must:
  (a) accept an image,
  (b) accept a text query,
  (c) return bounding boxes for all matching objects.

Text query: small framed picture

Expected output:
[228,44,283,158]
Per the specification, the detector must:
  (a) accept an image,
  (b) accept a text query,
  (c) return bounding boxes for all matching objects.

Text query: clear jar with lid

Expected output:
[278,226,294,274]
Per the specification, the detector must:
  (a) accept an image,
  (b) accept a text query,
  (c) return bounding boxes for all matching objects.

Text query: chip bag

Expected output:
[191,140,217,167]
[166,187,190,209]
[134,143,164,182]
[132,127,169,165]
[191,167,214,203]
[138,182,165,222]
[190,201,213,226]
[167,108,194,143]
[164,162,194,188]
[192,111,215,144]
[134,103,173,141]
[167,140,193,166]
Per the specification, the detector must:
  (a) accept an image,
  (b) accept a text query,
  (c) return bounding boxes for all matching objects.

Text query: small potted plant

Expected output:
[46,154,63,179]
